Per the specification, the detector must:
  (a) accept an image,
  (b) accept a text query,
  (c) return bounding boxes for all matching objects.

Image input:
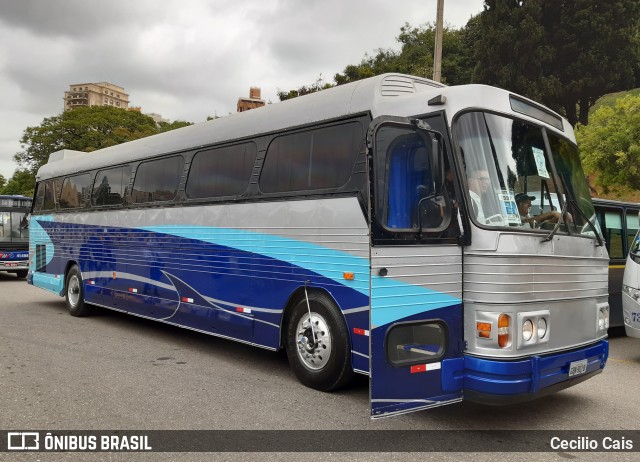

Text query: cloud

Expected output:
[0,0,484,179]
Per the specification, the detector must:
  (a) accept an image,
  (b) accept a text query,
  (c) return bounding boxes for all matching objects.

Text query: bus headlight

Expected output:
[537,318,548,339]
[598,304,610,331]
[623,285,640,301]
[522,319,534,341]
[516,310,550,348]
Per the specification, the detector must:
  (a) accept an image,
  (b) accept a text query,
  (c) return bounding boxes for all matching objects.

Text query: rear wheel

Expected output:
[285,291,354,391]
[65,265,94,317]
[14,270,27,279]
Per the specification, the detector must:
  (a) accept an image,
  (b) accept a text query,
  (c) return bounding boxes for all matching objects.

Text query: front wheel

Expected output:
[65,265,94,317]
[285,291,354,391]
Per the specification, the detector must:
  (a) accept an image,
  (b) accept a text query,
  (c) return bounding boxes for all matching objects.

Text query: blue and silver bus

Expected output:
[622,221,640,338]
[591,198,640,330]
[29,74,609,417]
[0,194,31,278]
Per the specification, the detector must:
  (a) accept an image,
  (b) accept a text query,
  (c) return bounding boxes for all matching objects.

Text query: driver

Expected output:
[516,193,562,227]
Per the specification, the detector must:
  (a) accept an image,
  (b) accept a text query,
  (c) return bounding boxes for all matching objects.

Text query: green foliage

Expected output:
[333,23,473,87]
[14,106,192,174]
[0,174,5,190]
[474,0,640,126]
[278,23,473,100]
[0,169,35,196]
[575,95,640,194]
[277,75,334,101]
[157,120,193,133]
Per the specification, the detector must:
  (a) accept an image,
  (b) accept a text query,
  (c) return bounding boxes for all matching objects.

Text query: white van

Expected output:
[623,220,640,338]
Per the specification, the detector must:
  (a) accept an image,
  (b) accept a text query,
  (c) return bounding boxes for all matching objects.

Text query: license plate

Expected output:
[568,359,588,377]
[5,262,18,267]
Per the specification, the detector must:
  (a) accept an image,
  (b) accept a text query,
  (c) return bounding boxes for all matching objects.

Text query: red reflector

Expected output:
[411,364,427,374]
[353,328,369,336]
[181,297,194,303]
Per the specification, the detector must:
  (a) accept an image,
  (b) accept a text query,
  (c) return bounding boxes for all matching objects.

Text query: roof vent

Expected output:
[380,75,444,97]
[47,149,85,163]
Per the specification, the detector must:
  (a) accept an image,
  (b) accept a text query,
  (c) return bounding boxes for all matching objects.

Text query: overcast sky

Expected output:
[0,0,484,180]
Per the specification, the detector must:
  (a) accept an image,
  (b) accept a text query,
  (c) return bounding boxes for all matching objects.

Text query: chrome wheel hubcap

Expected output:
[296,312,331,371]
[68,275,80,307]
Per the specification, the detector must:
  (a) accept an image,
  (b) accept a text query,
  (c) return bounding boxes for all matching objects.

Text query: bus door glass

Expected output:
[368,117,464,418]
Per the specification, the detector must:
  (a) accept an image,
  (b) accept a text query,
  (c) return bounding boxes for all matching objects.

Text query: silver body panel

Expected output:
[464,227,609,357]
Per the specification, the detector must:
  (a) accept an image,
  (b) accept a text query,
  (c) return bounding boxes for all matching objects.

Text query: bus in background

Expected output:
[29,74,609,417]
[622,222,640,337]
[0,195,31,278]
[592,198,640,330]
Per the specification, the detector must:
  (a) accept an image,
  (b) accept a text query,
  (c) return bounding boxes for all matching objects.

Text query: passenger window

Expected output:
[92,166,131,206]
[60,174,93,209]
[260,122,363,193]
[132,156,184,203]
[34,180,57,212]
[186,143,256,198]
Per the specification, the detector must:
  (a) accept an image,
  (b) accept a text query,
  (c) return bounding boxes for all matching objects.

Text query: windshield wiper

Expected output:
[541,199,604,246]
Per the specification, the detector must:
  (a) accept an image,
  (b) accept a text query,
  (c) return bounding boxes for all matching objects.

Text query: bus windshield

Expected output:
[0,211,29,242]
[455,111,598,237]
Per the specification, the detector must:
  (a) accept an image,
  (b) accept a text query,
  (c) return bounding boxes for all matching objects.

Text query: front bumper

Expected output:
[463,340,608,405]
[0,260,28,271]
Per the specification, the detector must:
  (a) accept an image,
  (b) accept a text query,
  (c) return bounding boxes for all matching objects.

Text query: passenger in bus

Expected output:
[516,193,562,227]
[468,168,490,223]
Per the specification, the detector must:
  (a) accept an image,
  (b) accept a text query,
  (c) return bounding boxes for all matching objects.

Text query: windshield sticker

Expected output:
[532,147,550,179]
[497,190,521,225]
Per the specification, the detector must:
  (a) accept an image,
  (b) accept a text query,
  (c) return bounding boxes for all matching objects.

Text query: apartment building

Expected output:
[64,82,130,111]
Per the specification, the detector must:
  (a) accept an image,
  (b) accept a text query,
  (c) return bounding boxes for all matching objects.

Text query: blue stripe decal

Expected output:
[142,225,461,327]
[371,275,461,328]
[141,225,370,294]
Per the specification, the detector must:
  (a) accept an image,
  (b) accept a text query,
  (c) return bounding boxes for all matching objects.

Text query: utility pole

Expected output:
[433,0,444,82]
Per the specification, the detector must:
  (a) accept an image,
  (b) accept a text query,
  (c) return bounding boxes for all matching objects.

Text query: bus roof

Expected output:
[36,73,570,181]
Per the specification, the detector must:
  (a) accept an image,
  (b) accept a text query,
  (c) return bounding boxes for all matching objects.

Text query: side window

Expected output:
[34,180,58,212]
[186,143,257,198]
[259,122,363,193]
[132,156,184,203]
[60,173,93,209]
[626,210,639,257]
[33,183,45,212]
[603,210,624,259]
[92,165,131,206]
[386,321,447,366]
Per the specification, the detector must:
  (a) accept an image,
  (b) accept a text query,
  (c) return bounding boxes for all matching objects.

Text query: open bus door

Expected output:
[368,116,464,418]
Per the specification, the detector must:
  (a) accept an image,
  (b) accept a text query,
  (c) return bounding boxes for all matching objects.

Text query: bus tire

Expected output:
[285,291,354,391]
[15,270,27,279]
[65,265,94,317]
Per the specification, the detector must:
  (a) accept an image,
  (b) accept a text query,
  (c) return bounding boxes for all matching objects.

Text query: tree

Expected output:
[14,106,178,174]
[473,0,640,126]
[334,23,472,86]
[0,169,35,196]
[157,120,193,133]
[277,75,333,101]
[0,174,5,190]
[575,94,640,194]
[279,23,474,100]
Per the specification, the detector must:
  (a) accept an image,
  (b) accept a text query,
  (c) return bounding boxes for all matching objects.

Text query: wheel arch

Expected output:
[279,285,349,351]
